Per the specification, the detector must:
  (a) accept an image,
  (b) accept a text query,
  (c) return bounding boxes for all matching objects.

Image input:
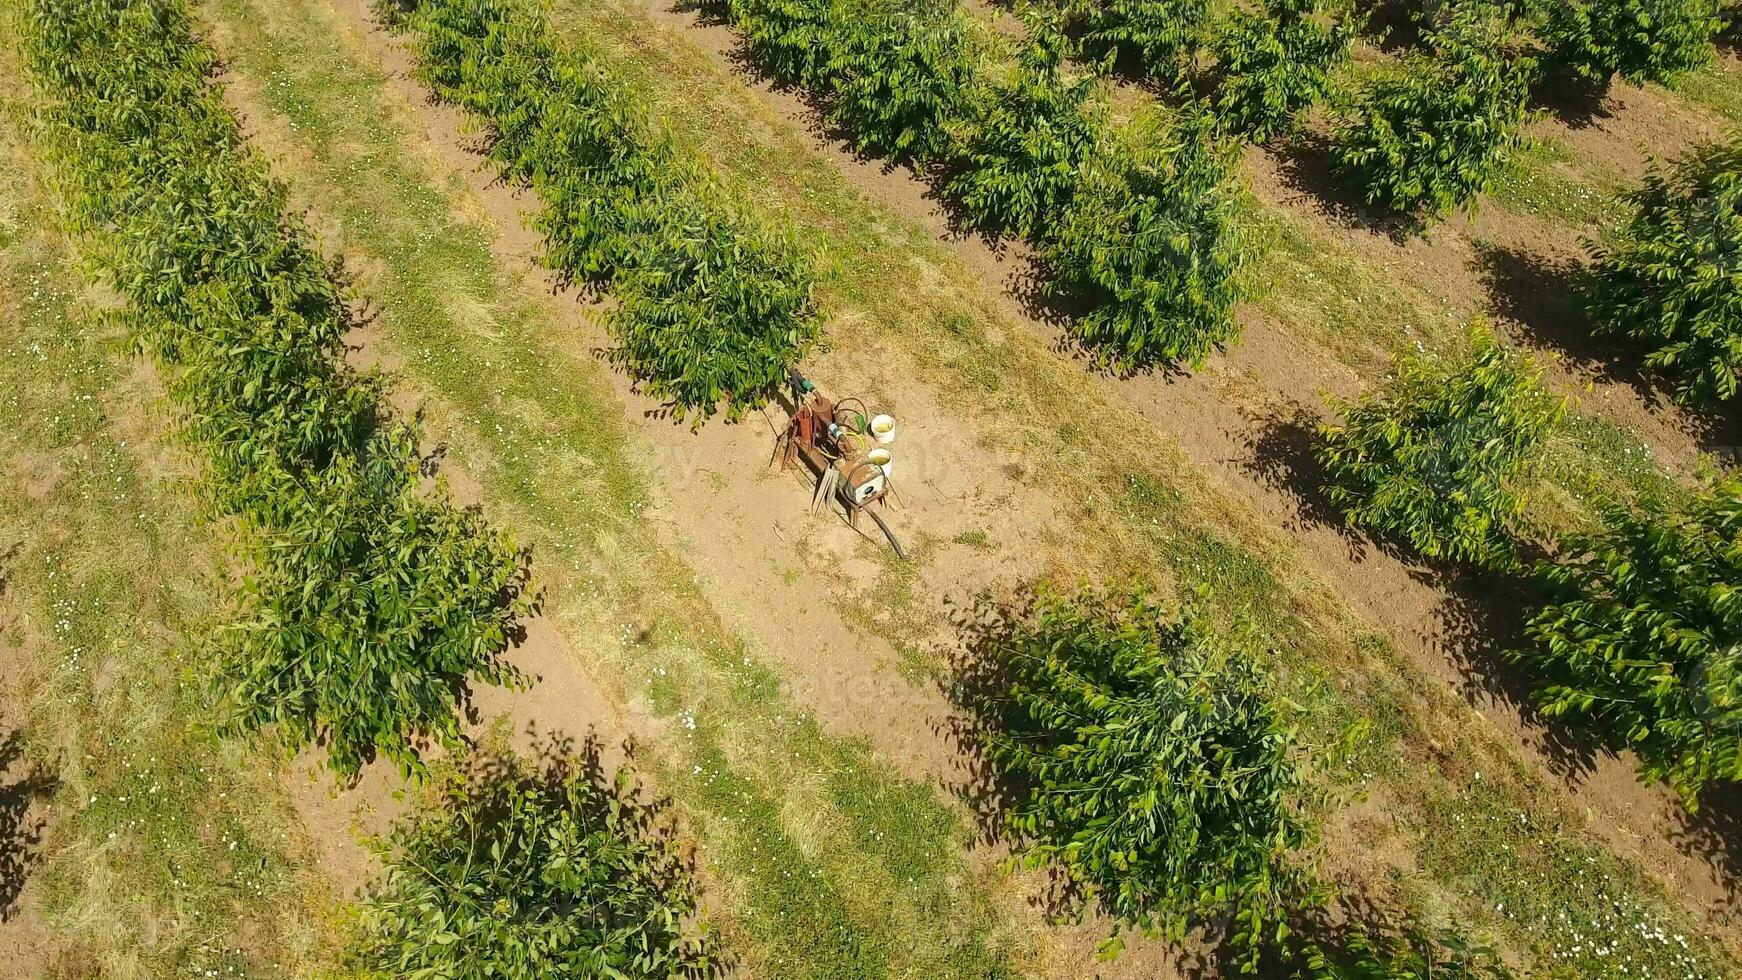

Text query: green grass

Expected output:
[680,740,884,978]
[951,528,992,550]
[1488,136,1630,230]
[203,1,1021,973]
[1662,57,1742,126]
[1415,773,1728,979]
[202,0,1740,975]
[1538,412,1689,527]
[0,81,337,975]
[1248,205,1427,372]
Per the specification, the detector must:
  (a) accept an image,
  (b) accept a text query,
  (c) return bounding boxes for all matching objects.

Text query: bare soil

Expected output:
[0,714,55,980]
[1532,74,1727,179]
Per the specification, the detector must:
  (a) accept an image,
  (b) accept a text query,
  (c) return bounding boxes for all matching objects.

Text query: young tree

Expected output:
[216,438,533,779]
[404,0,820,422]
[1044,109,1251,370]
[825,0,976,163]
[946,32,1101,237]
[729,0,838,86]
[1070,0,1212,81]
[1212,0,1361,143]
[980,587,1316,969]
[1331,8,1534,218]
[1512,478,1742,805]
[1541,0,1721,86]
[1317,327,1565,567]
[29,0,538,779]
[1584,138,1742,404]
[355,752,715,977]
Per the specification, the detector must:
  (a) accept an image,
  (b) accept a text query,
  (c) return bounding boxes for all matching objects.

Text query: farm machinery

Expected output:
[774,370,906,559]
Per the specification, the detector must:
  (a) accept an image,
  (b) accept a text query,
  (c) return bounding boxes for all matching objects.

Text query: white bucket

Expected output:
[867,447,893,478]
[870,414,897,445]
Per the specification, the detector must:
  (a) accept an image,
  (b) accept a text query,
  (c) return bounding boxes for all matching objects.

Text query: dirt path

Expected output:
[624,0,1742,932]
[0,562,57,980]
[314,10,1181,975]
[0,714,56,980]
[1532,75,1728,178]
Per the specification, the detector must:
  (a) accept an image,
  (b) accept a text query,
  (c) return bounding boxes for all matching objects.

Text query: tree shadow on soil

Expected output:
[454,727,616,811]
[1190,885,1522,979]
[1529,66,1616,130]
[1425,558,1621,781]
[936,592,1096,923]
[1270,134,1427,242]
[1717,12,1741,54]
[0,553,53,922]
[1002,251,1209,383]
[1362,0,1430,54]
[0,731,57,922]
[1472,241,1613,373]
[1474,241,1742,455]
[1238,404,1367,556]
[937,593,1035,850]
[1673,782,1742,906]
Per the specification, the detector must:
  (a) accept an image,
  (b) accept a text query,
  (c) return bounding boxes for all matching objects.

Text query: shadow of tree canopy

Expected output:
[1672,780,1742,906]
[1270,132,1431,241]
[0,731,57,922]
[1717,8,1741,53]
[1201,890,1519,979]
[1472,243,1634,386]
[1239,403,1366,550]
[1528,63,1617,129]
[1360,0,1437,53]
[1473,239,1742,459]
